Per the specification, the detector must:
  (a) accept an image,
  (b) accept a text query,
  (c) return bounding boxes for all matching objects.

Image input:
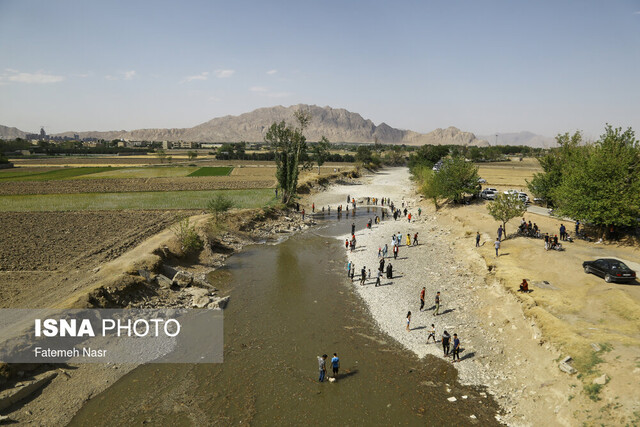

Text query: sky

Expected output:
[1,0,639,139]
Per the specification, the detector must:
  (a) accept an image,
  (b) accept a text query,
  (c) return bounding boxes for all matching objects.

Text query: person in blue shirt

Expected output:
[452,334,461,362]
[331,353,340,378]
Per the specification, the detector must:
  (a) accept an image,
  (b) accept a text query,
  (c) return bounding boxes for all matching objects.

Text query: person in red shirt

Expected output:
[420,287,426,311]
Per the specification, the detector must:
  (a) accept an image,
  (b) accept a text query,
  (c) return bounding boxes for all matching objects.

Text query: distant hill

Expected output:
[0,125,26,139]
[478,131,556,148]
[2,104,492,146]
[48,104,489,146]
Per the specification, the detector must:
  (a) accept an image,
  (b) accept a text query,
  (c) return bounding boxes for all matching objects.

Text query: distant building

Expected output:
[173,141,198,149]
[162,141,172,150]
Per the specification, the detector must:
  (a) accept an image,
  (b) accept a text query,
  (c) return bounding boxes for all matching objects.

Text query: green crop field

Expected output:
[0,167,121,182]
[0,188,276,211]
[77,166,200,179]
[187,167,233,177]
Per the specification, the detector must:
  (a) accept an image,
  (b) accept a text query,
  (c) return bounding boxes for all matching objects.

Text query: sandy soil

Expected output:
[305,167,640,426]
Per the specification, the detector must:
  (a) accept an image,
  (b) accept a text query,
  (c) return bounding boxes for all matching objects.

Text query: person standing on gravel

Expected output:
[406,233,411,246]
[351,222,356,235]
[382,244,388,258]
[497,225,503,241]
[418,207,422,217]
[420,287,426,311]
[347,260,352,277]
[413,233,419,246]
[433,291,441,316]
[379,257,385,272]
[406,311,412,332]
[393,244,399,259]
[360,266,366,286]
[427,324,436,343]
[375,269,382,287]
[350,265,355,282]
[442,331,451,356]
[494,238,500,257]
[452,334,461,362]
[475,232,481,247]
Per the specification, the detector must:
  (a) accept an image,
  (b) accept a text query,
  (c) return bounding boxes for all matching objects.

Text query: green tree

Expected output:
[436,155,481,203]
[416,166,444,209]
[187,150,198,161]
[468,146,483,161]
[527,131,582,206]
[216,144,234,160]
[355,145,373,164]
[265,109,312,205]
[407,144,450,171]
[312,136,331,174]
[207,193,235,222]
[553,125,640,233]
[383,146,406,166]
[156,148,168,163]
[487,193,527,239]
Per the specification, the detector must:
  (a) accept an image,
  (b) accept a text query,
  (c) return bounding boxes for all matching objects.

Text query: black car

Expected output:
[583,258,636,283]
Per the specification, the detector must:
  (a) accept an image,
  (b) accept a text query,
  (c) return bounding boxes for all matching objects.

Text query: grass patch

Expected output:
[188,167,233,177]
[583,382,604,401]
[0,167,119,181]
[0,189,276,211]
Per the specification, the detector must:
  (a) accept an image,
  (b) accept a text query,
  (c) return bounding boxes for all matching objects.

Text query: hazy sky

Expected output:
[1,0,639,139]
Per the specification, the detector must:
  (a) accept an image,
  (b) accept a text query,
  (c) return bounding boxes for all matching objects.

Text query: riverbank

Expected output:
[0,205,314,425]
[306,167,589,426]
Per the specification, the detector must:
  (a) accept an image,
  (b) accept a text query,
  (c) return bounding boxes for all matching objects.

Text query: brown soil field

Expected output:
[476,158,542,190]
[0,210,183,308]
[0,176,276,195]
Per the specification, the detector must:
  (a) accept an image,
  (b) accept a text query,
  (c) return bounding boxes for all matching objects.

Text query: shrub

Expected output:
[207,193,234,222]
[172,218,203,254]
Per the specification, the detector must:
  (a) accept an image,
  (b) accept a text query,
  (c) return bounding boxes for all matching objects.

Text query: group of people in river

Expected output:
[317,193,467,381]
[317,353,340,382]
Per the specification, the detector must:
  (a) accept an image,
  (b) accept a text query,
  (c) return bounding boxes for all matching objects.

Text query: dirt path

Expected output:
[306,167,598,426]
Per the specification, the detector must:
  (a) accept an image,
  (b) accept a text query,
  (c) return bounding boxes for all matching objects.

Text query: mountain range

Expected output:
[0,104,550,147]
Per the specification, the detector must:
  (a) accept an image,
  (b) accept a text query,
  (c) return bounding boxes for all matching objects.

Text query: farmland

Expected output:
[0,188,276,211]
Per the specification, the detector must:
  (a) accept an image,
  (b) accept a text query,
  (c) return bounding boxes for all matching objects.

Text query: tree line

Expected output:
[527,125,640,235]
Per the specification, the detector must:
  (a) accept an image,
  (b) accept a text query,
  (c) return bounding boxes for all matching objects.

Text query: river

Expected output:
[70,209,499,426]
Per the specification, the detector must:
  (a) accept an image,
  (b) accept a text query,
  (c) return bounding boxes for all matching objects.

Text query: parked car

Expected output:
[583,258,636,283]
[478,178,486,183]
[518,192,530,203]
[480,189,497,200]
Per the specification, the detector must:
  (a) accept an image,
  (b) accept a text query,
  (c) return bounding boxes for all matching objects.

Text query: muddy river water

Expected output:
[70,209,500,426]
